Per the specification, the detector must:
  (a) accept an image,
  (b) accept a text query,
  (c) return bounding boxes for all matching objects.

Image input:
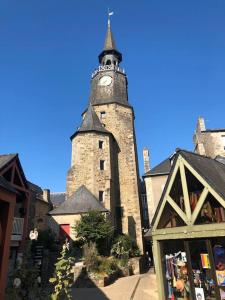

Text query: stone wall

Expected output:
[34,199,51,231]
[93,103,143,253]
[67,132,119,228]
[194,117,225,158]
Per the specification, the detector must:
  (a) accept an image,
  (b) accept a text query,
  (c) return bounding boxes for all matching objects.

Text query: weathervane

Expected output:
[108,8,114,27]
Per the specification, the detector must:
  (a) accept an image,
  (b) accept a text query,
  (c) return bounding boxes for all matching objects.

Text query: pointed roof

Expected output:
[151,149,225,227]
[70,105,109,140]
[98,23,122,63]
[103,24,117,51]
[49,185,108,215]
[0,154,17,171]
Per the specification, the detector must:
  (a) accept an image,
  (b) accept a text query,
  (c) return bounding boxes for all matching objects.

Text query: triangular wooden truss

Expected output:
[153,155,225,230]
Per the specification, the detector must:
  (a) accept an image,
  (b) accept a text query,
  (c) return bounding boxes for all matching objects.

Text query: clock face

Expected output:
[99,75,112,86]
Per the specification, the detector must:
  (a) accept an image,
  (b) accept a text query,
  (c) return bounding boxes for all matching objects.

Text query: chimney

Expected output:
[143,147,150,174]
[197,117,206,133]
[43,189,50,203]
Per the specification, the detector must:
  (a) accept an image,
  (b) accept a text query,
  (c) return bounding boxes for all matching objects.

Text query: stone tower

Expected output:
[193,117,225,158]
[66,20,143,252]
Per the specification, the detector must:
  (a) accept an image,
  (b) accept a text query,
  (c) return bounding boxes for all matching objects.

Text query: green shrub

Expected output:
[111,234,140,259]
[97,256,119,276]
[49,240,75,300]
[74,211,114,255]
[83,242,100,272]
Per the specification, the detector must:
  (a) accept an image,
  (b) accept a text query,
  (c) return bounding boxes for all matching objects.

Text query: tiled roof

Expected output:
[49,185,108,215]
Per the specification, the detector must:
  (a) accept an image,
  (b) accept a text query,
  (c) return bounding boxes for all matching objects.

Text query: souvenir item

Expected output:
[216,270,225,286]
[195,288,205,300]
[181,252,187,262]
[200,253,210,269]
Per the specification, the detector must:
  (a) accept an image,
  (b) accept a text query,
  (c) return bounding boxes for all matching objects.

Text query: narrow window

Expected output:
[99,140,103,149]
[222,135,225,150]
[100,160,105,170]
[100,111,106,119]
[99,191,104,202]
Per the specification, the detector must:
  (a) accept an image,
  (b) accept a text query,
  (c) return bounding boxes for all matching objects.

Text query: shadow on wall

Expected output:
[128,216,136,241]
[72,268,110,300]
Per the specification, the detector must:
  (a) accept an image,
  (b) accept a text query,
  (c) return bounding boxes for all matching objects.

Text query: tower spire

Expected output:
[98,11,122,64]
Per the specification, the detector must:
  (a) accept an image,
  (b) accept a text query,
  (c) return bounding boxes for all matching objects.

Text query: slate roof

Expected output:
[50,192,66,207]
[181,150,225,200]
[151,149,225,227]
[103,24,117,51]
[70,105,110,140]
[28,181,43,195]
[215,156,225,165]
[0,154,17,170]
[143,157,172,177]
[49,186,108,215]
[98,23,122,63]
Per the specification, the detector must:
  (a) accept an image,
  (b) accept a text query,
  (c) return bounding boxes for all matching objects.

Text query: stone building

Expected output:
[28,182,52,231]
[194,116,225,158]
[50,21,143,252]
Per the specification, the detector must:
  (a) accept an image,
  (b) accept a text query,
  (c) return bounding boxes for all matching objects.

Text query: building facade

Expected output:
[194,117,225,158]
[143,153,172,223]
[50,21,143,252]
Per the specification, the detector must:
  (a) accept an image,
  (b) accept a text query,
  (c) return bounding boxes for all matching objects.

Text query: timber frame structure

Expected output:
[150,149,225,300]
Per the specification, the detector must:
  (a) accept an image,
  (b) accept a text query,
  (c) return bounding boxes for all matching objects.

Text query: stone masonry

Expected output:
[193,117,225,158]
[66,22,143,252]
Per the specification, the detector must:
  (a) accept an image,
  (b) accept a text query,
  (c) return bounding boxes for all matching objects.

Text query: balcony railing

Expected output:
[11,217,24,241]
[91,64,125,78]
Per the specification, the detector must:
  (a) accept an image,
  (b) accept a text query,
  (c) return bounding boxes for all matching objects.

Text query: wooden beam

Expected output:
[179,159,191,222]
[152,160,180,231]
[167,195,189,224]
[152,240,165,300]
[152,222,225,240]
[191,187,208,224]
[182,158,225,209]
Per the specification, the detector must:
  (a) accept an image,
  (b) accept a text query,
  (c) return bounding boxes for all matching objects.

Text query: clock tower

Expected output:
[67,20,143,252]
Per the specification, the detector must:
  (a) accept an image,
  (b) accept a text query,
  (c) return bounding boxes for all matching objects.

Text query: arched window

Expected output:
[106,60,111,65]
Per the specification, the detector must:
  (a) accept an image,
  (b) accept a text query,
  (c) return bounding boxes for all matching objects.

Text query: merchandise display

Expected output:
[165,251,190,299]
[163,239,225,300]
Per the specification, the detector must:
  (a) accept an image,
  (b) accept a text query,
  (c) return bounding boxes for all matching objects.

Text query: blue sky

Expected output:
[1,1,225,191]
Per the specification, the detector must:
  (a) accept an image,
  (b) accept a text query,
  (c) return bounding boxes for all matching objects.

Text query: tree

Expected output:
[49,240,75,300]
[74,211,114,254]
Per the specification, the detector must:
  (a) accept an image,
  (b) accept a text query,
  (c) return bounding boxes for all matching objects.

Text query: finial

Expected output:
[107,9,114,27]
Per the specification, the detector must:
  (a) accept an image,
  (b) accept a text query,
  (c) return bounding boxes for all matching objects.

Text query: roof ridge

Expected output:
[50,192,66,195]
[178,149,220,162]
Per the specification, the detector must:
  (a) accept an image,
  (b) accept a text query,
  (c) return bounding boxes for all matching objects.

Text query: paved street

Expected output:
[72,271,158,300]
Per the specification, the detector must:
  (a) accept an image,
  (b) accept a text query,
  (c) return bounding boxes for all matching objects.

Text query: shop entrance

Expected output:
[161,238,225,300]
